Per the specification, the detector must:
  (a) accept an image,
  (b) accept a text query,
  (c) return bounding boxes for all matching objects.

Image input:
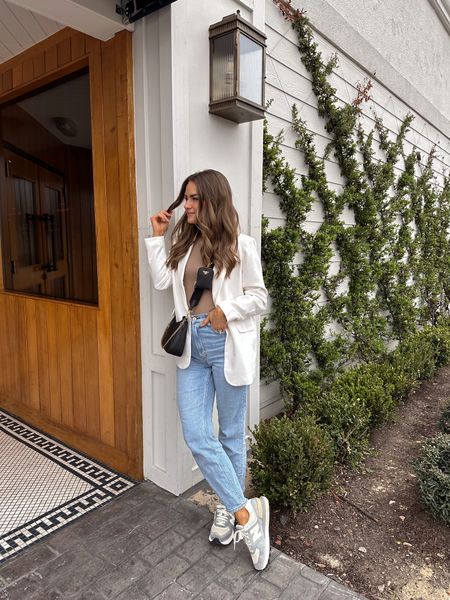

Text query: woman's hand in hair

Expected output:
[200,307,228,332]
[150,210,172,237]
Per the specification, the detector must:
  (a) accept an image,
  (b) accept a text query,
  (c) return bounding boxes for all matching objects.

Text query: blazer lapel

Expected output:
[177,244,194,311]
[213,238,241,302]
[212,267,226,302]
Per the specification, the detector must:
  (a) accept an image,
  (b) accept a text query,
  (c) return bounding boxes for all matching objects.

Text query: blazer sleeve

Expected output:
[144,236,172,290]
[217,236,268,322]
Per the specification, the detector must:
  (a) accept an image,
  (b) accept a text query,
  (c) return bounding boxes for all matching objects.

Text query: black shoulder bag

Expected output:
[161,266,214,357]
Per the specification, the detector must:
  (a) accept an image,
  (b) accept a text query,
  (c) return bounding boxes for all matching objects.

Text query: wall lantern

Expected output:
[209,12,266,124]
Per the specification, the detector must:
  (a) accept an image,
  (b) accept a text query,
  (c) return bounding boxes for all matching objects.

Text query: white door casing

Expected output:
[134,0,265,495]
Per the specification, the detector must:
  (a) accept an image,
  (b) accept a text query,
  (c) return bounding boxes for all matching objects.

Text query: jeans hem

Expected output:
[226,498,248,513]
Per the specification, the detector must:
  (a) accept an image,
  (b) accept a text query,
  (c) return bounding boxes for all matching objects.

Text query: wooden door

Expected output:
[0,29,143,479]
[2,151,43,294]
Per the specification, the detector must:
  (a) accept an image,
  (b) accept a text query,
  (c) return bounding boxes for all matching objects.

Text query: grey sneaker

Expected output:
[234,496,270,570]
[209,504,235,545]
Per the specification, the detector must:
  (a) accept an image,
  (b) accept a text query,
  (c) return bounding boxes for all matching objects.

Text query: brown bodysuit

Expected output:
[183,238,214,315]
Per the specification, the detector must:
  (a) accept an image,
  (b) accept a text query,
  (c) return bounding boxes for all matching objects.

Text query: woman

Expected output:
[145,169,270,570]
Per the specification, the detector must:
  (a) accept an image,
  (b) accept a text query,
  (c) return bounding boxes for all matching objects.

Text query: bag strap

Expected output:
[188,262,214,312]
[188,285,205,311]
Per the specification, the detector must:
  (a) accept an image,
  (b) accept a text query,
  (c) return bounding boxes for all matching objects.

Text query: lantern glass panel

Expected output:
[239,33,263,105]
[211,33,235,101]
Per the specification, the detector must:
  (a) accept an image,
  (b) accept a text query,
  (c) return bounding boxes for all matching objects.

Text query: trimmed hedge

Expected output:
[439,403,450,434]
[302,382,372,466]
[250,415,334,513]
[413,433,450,525]
[251,323,450,511]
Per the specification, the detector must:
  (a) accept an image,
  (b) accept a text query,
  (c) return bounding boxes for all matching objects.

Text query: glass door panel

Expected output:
[14,177,38,267]
[41,185,63,262]
[3,151,44,294]
[39,168,68,299]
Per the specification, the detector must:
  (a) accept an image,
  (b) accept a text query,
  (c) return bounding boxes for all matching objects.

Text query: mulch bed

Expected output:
[270,366,450,600]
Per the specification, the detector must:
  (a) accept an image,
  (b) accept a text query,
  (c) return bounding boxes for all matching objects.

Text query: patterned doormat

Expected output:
[0,410,136,564]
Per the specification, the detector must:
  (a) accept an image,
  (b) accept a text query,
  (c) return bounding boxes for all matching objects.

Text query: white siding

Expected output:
[328,0,450,122]
[261,0,450,418]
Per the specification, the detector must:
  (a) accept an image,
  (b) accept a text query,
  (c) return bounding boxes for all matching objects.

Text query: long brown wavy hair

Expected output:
[166,170,240,277]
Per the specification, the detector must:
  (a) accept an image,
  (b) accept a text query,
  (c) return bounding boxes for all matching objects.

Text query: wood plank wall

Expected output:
[66,146,97,303]
[0,28,143,479]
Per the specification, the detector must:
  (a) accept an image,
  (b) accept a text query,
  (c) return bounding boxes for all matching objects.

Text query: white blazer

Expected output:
[145,233,268,386]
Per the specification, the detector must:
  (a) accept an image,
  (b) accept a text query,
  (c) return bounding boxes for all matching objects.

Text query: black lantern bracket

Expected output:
[116,0,178,24]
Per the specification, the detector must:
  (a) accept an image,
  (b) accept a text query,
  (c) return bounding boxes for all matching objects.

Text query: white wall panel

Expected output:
[151,372,168,472]
[135,0,266,494]
[260,397,284,421]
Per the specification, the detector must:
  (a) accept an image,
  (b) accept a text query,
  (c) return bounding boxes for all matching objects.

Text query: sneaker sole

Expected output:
[208,533,233,545]
[261,496,270,570]
[252,496,270,570]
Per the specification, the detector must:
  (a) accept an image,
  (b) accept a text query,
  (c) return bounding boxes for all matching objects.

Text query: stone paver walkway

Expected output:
[0,481,366,599]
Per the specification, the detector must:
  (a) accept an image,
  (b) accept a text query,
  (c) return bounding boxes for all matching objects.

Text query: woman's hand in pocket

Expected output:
[200,307,228,332]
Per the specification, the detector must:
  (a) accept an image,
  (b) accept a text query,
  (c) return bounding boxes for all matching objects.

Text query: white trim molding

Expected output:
[235,0,254,10]
[429,0,450,35]
[6,0,133,41]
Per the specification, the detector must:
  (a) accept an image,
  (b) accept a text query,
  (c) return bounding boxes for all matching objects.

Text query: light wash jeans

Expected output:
[176,313,248,513]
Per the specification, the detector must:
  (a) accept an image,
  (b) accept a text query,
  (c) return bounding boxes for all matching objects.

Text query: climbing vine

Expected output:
[262,1,450,411]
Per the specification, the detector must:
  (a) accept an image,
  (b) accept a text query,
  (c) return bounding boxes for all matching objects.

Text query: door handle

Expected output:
[42,262,56,273]
[5,160,12,177]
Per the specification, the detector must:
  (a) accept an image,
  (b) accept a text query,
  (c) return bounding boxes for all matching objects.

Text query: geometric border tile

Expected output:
[0,409,136,564]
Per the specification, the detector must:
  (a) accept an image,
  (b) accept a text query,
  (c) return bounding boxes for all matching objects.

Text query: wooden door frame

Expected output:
[0,28,143,479]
